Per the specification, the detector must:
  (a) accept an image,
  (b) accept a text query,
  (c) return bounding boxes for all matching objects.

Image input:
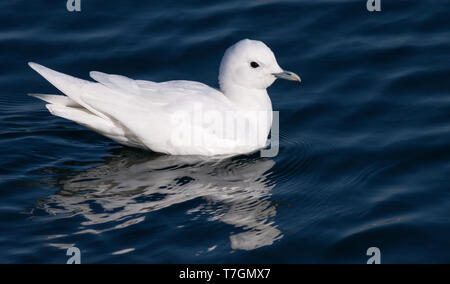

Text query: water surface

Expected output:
[1,0,450,263]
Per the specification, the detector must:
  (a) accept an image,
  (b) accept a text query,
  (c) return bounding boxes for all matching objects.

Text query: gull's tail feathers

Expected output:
[28,62,140,147]
[28,93,79,107]
[28,62,108,120]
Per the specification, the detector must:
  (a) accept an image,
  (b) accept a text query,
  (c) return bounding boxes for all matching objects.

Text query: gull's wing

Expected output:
[28,63,245,155]
[86,71,239,154]
[89,70,232,108]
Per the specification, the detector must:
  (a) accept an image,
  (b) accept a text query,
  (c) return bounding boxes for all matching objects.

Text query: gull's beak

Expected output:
[273,71,301,82]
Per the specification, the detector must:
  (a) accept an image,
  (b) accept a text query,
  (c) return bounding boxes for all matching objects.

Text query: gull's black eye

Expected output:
[250,61,259,68]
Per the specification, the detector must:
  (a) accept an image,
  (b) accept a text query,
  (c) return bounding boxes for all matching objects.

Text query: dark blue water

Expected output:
[1,0,450,263]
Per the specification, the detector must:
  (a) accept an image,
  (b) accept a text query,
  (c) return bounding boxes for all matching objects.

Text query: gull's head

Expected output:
[219,39,300,93]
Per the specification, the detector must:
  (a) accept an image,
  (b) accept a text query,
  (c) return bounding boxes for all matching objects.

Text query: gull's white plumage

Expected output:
[29,39,300,156]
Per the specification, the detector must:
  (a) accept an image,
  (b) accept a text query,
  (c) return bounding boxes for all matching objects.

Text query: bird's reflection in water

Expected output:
[37,148,281,251]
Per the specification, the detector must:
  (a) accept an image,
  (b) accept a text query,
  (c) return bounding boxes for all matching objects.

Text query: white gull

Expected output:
[29,39,300,156]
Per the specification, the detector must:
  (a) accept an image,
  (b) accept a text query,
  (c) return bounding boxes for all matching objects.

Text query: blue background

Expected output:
[1,0,450,263]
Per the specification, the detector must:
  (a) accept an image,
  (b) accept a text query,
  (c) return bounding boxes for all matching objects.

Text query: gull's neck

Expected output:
[220,83,273,144]
[220,83,273,113]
